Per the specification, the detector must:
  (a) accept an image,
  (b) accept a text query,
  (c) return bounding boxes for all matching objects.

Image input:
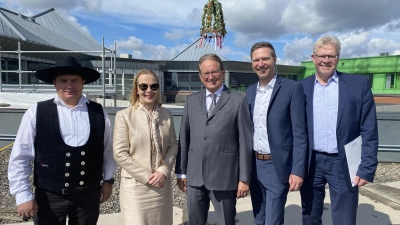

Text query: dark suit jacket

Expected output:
[175,86,253,191]
[300,71,378,191]
[245,75,308,184]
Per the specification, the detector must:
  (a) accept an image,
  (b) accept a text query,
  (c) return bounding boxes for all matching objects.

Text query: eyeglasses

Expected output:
[200,70,221,78]
[314,54,339,61]
[138,83,159,91]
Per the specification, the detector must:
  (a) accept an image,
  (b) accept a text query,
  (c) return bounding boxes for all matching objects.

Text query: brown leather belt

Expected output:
[254,151,272,160]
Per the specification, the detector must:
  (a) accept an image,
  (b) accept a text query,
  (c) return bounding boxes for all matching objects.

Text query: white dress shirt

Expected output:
[177,85,225,179]
[8,95,117,205]
[253,75,276,154]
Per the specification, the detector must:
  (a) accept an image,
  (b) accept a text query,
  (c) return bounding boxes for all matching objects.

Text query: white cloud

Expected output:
[163,29,197,40]
[116,36,189,60]
[277,58,297,66]
[367,38,400,57]
[2,0,400,63]
[282,37,313,65]
[67,16,90,34]
[218,45,248,61]
[394,50,400,55]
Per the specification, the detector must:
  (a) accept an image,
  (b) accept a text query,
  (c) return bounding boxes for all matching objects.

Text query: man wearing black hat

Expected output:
[8,56,117,225]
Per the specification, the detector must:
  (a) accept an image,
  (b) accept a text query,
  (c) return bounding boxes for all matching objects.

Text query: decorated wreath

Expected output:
[199,0,227,49]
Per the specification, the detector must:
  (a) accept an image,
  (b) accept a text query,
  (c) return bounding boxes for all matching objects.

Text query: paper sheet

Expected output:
[344,135,362,187]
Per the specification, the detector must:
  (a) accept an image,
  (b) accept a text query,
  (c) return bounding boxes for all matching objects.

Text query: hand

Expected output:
[148,171,166,188]
[17,200,38,218]
[236,181,249,199]
[100,182,113,203]
[177,178,187,192]
[289,174,303,191]
[354,176,368,187]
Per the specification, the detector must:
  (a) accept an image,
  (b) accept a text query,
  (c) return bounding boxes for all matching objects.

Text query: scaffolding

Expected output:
[0,38,117,106]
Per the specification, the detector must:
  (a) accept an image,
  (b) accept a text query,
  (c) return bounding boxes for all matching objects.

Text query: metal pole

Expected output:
[0,46,2,92]
[113,41,117,107]
[102,37,106,107]
[114,41,117,94]
[18,42,21,91]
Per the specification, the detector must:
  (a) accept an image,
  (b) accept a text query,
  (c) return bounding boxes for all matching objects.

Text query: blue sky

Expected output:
[1,0,400,65]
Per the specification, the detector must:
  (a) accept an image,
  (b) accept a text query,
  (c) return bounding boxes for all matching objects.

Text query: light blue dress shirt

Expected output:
[313,72,339,153]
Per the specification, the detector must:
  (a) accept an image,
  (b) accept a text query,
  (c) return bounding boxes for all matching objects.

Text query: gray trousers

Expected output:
[187,185,237,225]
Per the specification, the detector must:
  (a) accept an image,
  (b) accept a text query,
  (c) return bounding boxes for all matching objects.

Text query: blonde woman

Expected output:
[113,69,178,225]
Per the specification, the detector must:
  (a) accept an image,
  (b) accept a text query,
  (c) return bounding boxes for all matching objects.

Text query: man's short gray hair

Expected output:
[313,35,341,55]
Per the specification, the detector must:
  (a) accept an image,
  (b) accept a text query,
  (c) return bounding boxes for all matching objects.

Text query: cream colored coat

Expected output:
[113,106,178,183]
[113,106,178,224]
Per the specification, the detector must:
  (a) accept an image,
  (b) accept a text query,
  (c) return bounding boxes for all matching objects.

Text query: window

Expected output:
[229,72,258,91]
[386,74,394,89]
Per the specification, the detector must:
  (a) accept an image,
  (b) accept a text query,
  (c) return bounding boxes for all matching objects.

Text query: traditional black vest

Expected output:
[33,99,105,190]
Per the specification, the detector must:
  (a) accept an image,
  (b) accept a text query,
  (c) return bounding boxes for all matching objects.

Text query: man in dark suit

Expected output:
[175,54,253,225]
[245,42,308,225]
[300,35,378,225]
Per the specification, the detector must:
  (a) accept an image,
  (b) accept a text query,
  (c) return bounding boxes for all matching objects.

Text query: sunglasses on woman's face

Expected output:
[138,83,160,91]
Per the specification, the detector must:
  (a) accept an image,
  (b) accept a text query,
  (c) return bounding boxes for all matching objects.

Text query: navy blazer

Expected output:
[246,75,308,184]
[300,71,378,191]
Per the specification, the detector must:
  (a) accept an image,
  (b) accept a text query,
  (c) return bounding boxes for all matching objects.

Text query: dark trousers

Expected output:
[300,151,359,225]
[33,186,101,225]
[250,156,289,225]
[187,185,237,225]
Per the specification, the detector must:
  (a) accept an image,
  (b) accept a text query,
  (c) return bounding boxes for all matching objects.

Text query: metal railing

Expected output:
[0,38,118,106]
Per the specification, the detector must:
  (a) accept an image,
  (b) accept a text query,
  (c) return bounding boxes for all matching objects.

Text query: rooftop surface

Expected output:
[7,181,400,225]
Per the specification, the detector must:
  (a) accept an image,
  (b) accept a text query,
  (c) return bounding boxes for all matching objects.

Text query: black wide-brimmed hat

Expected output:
[35,56,100,84]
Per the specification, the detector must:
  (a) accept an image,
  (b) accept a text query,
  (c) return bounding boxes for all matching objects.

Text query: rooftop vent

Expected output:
[120,54,132,59]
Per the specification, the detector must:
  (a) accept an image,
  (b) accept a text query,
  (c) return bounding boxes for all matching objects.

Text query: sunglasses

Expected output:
[138,83,160,91]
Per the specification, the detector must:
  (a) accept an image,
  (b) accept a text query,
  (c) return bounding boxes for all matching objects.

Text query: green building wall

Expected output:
[300,55,400,95]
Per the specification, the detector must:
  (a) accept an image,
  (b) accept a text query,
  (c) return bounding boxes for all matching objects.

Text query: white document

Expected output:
[344,135,362,187]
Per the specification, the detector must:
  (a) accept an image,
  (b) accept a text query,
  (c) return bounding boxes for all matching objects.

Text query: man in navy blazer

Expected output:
[299,35,378,225]
[246,42,308,225]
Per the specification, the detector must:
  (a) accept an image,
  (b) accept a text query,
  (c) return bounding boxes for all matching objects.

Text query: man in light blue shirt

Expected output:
[300,35,378,225]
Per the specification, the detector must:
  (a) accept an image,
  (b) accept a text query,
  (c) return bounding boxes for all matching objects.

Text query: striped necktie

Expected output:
[208,93,217,117]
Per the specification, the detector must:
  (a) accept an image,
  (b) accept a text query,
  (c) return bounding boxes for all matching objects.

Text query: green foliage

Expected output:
[200,0,227,37]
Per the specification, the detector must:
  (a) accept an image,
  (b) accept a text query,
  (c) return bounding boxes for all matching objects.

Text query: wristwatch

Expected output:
[103,178,115,185]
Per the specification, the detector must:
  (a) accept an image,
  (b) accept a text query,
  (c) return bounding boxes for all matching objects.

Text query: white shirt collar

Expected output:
[257,74,277,91]
[314,71,339,84]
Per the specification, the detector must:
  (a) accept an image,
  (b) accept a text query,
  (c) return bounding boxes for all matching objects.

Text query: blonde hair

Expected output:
[129,69,162,107]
